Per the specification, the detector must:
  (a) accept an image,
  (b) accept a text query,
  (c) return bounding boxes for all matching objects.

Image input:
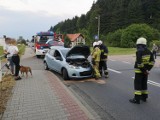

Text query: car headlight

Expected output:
[68,65,80,69]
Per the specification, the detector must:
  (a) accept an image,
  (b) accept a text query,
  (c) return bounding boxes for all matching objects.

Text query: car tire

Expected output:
[62,68,69,80]
[44,62,49,70]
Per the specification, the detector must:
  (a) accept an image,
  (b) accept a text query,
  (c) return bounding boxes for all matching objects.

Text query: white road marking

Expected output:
[109,59,116,61]
[132,77,160,88]
[108,68,122,74]
[122,61,131,64]
[148,80,160,87]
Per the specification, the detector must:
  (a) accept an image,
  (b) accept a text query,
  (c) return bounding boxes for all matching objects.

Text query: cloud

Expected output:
[0,0,95,39]
[0,7,70,40]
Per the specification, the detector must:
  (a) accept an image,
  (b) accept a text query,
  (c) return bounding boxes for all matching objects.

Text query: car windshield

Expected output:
[60,49,70,57]
[48,41,58,45]
[47,40,64,46]
[37,36,53,44]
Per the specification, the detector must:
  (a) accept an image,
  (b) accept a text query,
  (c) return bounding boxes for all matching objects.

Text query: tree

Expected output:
[51,0,160,47]
[64,35,71,48]
[17,36,26,45]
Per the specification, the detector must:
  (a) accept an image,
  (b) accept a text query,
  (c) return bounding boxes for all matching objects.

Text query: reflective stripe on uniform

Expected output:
[134,69,142,73]
[149,61,155,66]
[137,63,144,68]
[104,53,108,56]
[142,55,150,64]
[134,91,142,95]
[142,91,149,94]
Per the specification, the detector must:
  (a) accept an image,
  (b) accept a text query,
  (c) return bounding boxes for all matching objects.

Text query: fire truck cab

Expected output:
[34,31,54,58]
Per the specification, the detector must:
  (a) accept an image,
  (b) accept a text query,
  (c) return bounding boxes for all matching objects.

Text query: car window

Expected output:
[54,50,61,58]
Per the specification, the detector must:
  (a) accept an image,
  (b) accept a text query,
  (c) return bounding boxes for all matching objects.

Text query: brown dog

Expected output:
[20,66,32,78]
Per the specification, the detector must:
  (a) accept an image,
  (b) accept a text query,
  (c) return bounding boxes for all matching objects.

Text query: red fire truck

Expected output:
[34,31,54,58]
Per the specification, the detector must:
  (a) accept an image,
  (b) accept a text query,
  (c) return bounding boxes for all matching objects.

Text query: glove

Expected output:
[92,60,95,65]
[144,70,149,75]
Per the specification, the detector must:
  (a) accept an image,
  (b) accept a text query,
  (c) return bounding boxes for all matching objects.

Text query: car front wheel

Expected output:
[44,62,49,70]
[62,68,69,80]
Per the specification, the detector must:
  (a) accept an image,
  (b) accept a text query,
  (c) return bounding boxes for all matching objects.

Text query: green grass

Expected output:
[90,46,136,55]
[108,47,136,55]
[0,46,3,56]
[0,44,26,57]
[17,44,26,56]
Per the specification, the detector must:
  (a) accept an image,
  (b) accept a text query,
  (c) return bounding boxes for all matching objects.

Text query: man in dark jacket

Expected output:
[98,40,109,78]
[129,37,155,104]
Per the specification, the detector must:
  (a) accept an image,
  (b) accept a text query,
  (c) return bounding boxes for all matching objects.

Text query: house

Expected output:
[0,38,5,47]
[66,33,85,47]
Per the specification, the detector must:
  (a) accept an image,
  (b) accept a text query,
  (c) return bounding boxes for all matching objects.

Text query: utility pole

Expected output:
[98,15,100,40]
[96,15,100,40]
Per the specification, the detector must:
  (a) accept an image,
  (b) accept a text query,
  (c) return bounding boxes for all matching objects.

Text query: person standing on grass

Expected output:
[7,39,21,80]
[3,37,15,74]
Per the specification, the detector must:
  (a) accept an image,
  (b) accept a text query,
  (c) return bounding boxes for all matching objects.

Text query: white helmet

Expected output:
[97,40,103,45]
[93,42,98,47]
[136,37,147,45]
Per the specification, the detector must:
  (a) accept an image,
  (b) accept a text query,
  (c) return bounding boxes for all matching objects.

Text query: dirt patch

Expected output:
[0,74,15,115]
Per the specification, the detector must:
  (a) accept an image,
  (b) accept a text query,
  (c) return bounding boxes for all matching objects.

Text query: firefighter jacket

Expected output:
[91,47,101,62]
[99,44,108,61]
[134,45,155,73]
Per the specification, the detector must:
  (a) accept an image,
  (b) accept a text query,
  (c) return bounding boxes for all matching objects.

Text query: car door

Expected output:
[47,49,55,70]
[51,50,63,73]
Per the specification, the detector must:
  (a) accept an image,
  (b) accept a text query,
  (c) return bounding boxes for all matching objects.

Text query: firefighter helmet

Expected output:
[97,40,103,45]
[93,42,98,47]
[136,37,147,45]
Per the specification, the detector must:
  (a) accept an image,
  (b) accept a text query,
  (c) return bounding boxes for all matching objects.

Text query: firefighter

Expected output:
[91,42,101,79]
[98,40,109,78]
[129,37,155,104]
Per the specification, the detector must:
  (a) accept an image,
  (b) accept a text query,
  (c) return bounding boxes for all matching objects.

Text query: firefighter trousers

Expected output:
[134,73,148,101]
[93,61,101,78]
[99,61,108,76]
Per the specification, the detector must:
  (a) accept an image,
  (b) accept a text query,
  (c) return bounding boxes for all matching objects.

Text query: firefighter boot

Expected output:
[129,95,140,104]
[99,70,102,76]
[141,94,148,102]
[104,70,109,78]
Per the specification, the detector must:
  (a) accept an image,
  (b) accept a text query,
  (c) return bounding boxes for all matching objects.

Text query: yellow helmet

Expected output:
[136,37,147,45]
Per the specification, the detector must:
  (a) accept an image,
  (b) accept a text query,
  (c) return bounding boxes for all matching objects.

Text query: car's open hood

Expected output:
[66,45,90,58]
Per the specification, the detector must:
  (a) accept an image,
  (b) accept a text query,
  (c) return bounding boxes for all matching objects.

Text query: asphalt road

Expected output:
[64,56,160,120]
[18,47,160,120]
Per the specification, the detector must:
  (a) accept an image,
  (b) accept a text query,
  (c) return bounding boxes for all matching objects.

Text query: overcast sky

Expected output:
[0,0,96,40]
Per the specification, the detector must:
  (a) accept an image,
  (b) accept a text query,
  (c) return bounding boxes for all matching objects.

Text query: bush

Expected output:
[106,24,160,48]
[120,24,160,48]
[106,29,123,47]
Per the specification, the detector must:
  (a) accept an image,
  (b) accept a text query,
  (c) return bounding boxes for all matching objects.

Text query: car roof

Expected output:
[50,46,70,51]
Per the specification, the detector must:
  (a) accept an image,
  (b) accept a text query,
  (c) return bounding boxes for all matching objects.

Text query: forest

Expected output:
[50,0,160,47]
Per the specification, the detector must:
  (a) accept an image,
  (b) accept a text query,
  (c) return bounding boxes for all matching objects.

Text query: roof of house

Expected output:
[66,33,83,42]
